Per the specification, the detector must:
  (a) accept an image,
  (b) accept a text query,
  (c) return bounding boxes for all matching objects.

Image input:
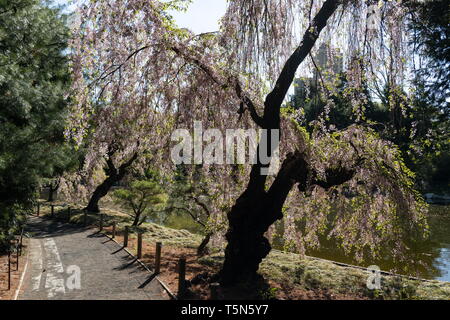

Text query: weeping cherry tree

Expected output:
[69,0,429,285]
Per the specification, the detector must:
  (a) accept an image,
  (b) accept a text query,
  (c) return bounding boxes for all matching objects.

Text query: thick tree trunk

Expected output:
[220,196,272,284]
[220,152,357,285]
[85,175,118,213]
[218,0,340,285]
[220,153,308,284]
[85,152,138,213]
[197,232,212,256]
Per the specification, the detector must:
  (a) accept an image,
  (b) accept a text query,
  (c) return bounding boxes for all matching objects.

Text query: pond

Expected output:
[159,205,450,282]
[421,206,450,282]
[280,205,450,282]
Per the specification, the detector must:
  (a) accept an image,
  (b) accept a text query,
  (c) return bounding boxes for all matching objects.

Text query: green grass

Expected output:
[199,251,450,300]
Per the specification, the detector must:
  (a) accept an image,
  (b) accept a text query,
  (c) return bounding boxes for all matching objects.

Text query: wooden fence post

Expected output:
[112,222,116,239]
[16,239,19,271]
[155,242,162,274]
[123,226,129,248]
[19,231,23,256]
[51,205,54,217]
[67,206,71,223]
[37,202,40,216]
[178,257,186,299]
[7,250,11,291]
[137,232,143,259]
[210,283,220,300]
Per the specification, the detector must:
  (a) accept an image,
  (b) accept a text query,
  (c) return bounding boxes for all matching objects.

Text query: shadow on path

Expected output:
[19,216,169,300]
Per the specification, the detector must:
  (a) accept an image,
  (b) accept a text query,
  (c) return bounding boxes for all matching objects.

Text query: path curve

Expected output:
[19,216,169,300]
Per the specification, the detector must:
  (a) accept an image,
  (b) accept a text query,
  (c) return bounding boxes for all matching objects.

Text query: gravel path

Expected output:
[18,216,169,300]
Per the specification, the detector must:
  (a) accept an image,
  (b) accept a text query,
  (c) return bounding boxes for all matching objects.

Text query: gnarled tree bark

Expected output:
[219,0,342,285]
[85,152,138,213]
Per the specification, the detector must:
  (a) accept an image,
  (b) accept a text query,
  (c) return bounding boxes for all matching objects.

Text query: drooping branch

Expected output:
[190,195,211,216]
[118,151,139,178]
[233,78,265,127]
[170,44,265,127]
[168,202,212,255]
[311,158,364,190]
[266,151,309,219]
[263,0,340,128]
[265,148,362,225]
[89,42,159,89]
[169,205,207,228]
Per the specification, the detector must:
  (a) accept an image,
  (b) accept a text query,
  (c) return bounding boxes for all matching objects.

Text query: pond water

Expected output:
[425,207,450,282]
[161,205,450,282]
[274,205,450,282]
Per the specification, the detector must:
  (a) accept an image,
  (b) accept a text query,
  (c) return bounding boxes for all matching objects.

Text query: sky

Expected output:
[55,0,227,34]
[170,0,227,34]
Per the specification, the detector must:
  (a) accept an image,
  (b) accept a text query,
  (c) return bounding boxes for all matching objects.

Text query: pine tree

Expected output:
[113,180,167,227]
[0,0,73,249]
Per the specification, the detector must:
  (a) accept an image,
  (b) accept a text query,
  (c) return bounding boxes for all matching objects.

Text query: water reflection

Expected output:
[161,204,450,282]
[435,247,450,281]
[273,205,450,282]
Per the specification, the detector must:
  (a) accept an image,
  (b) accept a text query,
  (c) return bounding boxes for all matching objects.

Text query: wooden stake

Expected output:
[210,283,220,300]
[155,242,162,274]
[16,239,19,271]
[67,206,71,223]
[123,226,129,248]
[137,232,143,259]
[112,222,116,239]
[178,257,186,299]
[7,251,11,291]
[19,230,23,256]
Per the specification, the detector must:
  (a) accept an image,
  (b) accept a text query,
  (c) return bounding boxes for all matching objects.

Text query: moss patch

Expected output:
[199,250,450,300]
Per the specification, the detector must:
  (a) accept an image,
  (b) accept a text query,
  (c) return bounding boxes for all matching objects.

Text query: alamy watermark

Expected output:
[66,265,81,290]
[171,121,280,175]
[366,265,381,290]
